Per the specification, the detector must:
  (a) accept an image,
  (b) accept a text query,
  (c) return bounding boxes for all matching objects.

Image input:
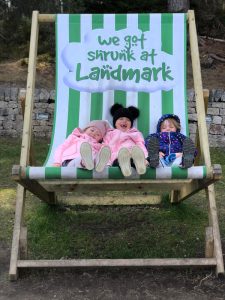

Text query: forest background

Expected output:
[0,0,225,63]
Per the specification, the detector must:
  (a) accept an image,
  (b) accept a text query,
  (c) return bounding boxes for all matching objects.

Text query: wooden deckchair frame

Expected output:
[9,10,224,280]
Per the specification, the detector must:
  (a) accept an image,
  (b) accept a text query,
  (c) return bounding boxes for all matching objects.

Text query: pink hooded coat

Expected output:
[103,128,148,165]
[53,128,102,165]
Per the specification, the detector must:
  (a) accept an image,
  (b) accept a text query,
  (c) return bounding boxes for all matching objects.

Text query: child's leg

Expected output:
[80,142,94,170]
[171,156,182,166]
[130,146,146,175]
[118,148,132,177]
[147,136,159,168]
[95,146,111,172]
[182,138,196,168]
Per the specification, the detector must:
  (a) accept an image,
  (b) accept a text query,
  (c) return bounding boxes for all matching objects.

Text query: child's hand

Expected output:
[176,152,182,158]
[145,159,149,166]
[52,163,61,167]
[159,152,164,158]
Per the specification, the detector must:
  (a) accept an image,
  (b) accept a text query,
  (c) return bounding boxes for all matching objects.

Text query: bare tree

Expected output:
[168,0,190,12]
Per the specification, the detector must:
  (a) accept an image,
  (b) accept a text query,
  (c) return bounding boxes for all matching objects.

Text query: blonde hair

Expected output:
[160,118,181,131]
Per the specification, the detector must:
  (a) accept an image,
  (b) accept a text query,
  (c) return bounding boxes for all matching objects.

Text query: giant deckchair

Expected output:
[10,10,224,280]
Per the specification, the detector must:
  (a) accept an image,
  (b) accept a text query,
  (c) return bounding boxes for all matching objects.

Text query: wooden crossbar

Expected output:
[17,258,217,268]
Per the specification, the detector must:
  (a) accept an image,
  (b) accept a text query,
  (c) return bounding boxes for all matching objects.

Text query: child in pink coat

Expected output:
[53,120,111,172]
[104,103,148,177]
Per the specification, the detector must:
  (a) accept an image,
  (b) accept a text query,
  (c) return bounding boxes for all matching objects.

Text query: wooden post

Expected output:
[19,89,35,165]
[188,10,211,168]
[20,11,39,167]
[205,226,214,258]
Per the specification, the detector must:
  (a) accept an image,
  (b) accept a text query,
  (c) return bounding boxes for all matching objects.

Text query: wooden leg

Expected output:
[205,226,214,258]
[19,226,28,259]
[206,184,224,276]
[9,185,26,281]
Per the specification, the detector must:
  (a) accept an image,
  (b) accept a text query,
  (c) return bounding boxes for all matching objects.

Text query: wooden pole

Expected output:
[188,10,211,167]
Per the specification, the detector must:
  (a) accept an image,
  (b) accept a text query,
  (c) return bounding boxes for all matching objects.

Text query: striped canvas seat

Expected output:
[26,13,207,179]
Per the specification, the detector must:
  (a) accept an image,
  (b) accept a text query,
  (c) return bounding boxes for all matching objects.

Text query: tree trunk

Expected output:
[168,0,190,12]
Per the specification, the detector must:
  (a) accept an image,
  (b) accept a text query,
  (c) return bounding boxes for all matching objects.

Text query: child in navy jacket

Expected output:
[145,114,196,168]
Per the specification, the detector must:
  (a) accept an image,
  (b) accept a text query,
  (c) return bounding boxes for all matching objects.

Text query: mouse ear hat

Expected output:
[110,103,140,128]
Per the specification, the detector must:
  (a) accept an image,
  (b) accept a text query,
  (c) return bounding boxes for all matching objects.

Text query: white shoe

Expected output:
[95,146,111,172]
[118,148,132,177]
[131,146,146,175]
[80,142,94,170]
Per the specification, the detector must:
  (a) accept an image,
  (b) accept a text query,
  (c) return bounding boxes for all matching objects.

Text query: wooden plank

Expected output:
[188,10,211,167]
[9,185,26,281]
[205,226,214,258]
[61,194,162,206]
[194,89,209,166]
[206,185,224,275]
[18,179,56,204]
[19,89,35,165]
[38,14,55,22]
[19,227,28,259]
[17,258,217,268]
[20,11,39,167]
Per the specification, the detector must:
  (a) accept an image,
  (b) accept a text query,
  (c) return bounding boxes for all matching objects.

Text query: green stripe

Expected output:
[138,92,150,136]
[115,14,127,30]
[91,93,103,120]
[108,167,124,179]
[67,15,81,136]
[138,14,150,32]
[67,90,80,136]
[140,167,156,179]
[114,90,126,107]
[26,166,30,178]
[203,166,207,178]
[77,169,93,179]
[92,14,104,29]
[172,167,187,179]
[45,167,61,179]
[162,90,173,115]
[161,14,173,54]
[69,14,81,42]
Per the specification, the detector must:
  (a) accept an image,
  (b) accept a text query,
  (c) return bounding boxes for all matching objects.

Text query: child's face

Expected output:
[160,120,177,132]
[115,117,132,132]
[85,126,102,142]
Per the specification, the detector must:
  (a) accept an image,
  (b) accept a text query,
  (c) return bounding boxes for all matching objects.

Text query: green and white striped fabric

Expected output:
[25,13,207,180]
[26,166,207,180]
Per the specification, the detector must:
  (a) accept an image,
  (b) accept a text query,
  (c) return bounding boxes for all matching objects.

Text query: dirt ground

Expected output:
[1,38,225,299]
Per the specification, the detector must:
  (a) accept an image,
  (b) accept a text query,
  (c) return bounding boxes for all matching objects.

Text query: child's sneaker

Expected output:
[182,138,196,168]
[118,148,132,177]
[95,146,111,172]
[80,142,94,170]
[147,136,159,168]
[131,146,146,175]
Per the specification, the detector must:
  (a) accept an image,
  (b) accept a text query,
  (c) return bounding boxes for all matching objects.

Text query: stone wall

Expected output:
[0,86,225,147]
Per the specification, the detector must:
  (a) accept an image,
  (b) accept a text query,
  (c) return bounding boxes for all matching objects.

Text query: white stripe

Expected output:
[172,14,186,135]
[79,92,91,128]
[103,90,114,125]
[46,15,69,166]
[149,14,161,51]
[104,14,115,30]
[156,167,172,179]
[126,91,138,128]
[188,166,204,179]
[29,167,45,179]
[61,167,77,179]
[149,90,162,133]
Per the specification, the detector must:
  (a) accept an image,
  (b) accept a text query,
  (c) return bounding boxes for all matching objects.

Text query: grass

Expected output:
[0,137,225,260]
